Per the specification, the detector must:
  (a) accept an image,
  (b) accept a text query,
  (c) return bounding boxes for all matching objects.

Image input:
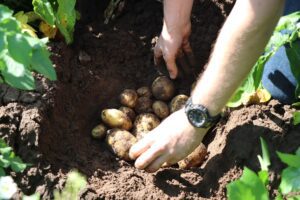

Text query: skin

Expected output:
[129,0,286,172]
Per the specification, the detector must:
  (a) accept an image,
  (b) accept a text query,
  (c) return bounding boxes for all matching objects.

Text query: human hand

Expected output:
[154,22,195,79]
[129,109,208,172]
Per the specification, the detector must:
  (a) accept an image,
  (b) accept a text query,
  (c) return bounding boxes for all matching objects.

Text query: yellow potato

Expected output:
[137,86,152,98]
[178,143,207,169]
[101,109,132,130]
[119,89,138,108]
[151,76,175,101]
[170,94,189,113]
[133,113,160,140]
[106,129,137,161]
[119,106,136,121]
[152,101,170,119]
[91,124,107,139]
[135,97,153,114]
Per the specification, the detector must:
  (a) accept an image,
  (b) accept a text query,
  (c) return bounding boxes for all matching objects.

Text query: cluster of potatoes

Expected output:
[91,76,207,169]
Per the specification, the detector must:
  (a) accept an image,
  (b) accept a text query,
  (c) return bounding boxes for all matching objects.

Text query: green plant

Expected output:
[227,137,300,200]
[54,171,87,200]
[0,4,56,90]
[32,0,77,44]
[227,12,300,107]
[0,139,27,175]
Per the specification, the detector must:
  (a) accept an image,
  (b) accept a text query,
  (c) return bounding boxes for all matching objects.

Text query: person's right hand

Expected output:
[154,22,195,79]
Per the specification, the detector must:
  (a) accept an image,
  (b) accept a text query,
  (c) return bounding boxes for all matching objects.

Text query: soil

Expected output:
[1,0,300,199]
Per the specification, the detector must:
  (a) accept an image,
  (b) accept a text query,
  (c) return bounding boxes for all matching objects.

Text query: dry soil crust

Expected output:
[1,0,300,199]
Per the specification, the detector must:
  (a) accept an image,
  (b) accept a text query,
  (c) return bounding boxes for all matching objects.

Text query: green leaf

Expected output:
[294,112,300,125]
[0,31,6,55]
[275,12,300,32]
[287,196,300,200]
[55,0,76,44]
[8,156,27,172]
[7,33,32,66]
[0,5,13,19]
[32,0,56,26]
[227,167,269,200]
[0,146,12,156]
[258,137,271,171]
[277,151,300,168]
[275,193,284,200]
[23,193,40,200]
[30,44,56,80]
[0,167,5,176]
[279,167,300,194]
[258,170,269,186]
[286,42,300,84]
[0,17,21,32]
[1,54,35,90]
[0,155,10,168]
[292,102,300,107]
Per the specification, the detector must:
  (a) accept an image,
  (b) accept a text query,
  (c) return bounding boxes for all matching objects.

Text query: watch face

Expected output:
[187,109,207,128]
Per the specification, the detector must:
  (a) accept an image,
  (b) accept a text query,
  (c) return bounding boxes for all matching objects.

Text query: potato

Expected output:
[178,143,207,169]
[106,129,137,161]
[151,76,175,101]
[135,97,153,114]
[152,101,170,119]
[133,113,160,140]
[119,89,138,108]
[170,94,189,113]
[119,106,136,121]
[137,86,152,98]
[91,124,107,139]
[101,109,132,130]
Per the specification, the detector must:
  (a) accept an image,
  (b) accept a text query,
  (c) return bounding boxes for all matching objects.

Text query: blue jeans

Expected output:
[262,0,300,104]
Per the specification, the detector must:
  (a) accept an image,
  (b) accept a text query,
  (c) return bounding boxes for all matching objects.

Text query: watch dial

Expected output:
[188,109,206,127]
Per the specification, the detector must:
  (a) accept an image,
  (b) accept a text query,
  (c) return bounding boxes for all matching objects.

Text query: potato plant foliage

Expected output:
[0,4,56,90]
[227,138,300,200]
[228,12,300,107]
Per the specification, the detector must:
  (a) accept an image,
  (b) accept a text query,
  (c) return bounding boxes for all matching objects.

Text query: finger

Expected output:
[134,143,166,170]
[129,136,153,160]
[145,154,169,173]
[164,55,178,79]
[154,45,163,66]
[182,40,196,67]
[177,50,192,76]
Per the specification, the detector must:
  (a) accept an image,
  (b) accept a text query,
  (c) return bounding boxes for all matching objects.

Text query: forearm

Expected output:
[163,0,194,35]
[192,0,285,116]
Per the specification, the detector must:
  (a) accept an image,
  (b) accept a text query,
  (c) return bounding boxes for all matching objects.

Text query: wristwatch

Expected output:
[184,97,221,128]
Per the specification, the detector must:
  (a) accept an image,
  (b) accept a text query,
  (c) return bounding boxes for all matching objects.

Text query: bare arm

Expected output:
[154,0,194,79]
[130,0,286,172]
[193,0,285,116]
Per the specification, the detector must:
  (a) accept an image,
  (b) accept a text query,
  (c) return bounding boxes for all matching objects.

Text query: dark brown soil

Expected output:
[1,0,300,199]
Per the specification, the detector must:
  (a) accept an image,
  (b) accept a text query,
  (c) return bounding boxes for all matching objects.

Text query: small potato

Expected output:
[152,101,170,119]
[151,76,175,101]
[119,89,138,108]
[137,86,152,98]
[101,109,132,130]
[178,143,207,169]
[133,113,160,140]
[119,106,136,121]
[91,124,107,139]
[106,129,137,161]
[135,97,153,114]
[170,94,189,113]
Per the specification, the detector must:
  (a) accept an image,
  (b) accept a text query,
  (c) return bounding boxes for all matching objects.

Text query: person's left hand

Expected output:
[129,109,208,172]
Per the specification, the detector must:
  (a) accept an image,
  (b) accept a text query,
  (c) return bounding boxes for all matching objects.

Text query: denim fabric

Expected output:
[261,1,300,104]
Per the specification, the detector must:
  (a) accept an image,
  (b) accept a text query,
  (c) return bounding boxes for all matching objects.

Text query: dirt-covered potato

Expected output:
[119,89,138,108]
[152,101,170,119]
[135,97,153,114]
[178,143,207,169]
[106,129,137,161]
[91,124,107,139]
[101,109,132,130]
[133,113,160,140]
[137,86,152,98]
[151,76,175,101]
[170,94,189,113]
[119,106,136,121]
